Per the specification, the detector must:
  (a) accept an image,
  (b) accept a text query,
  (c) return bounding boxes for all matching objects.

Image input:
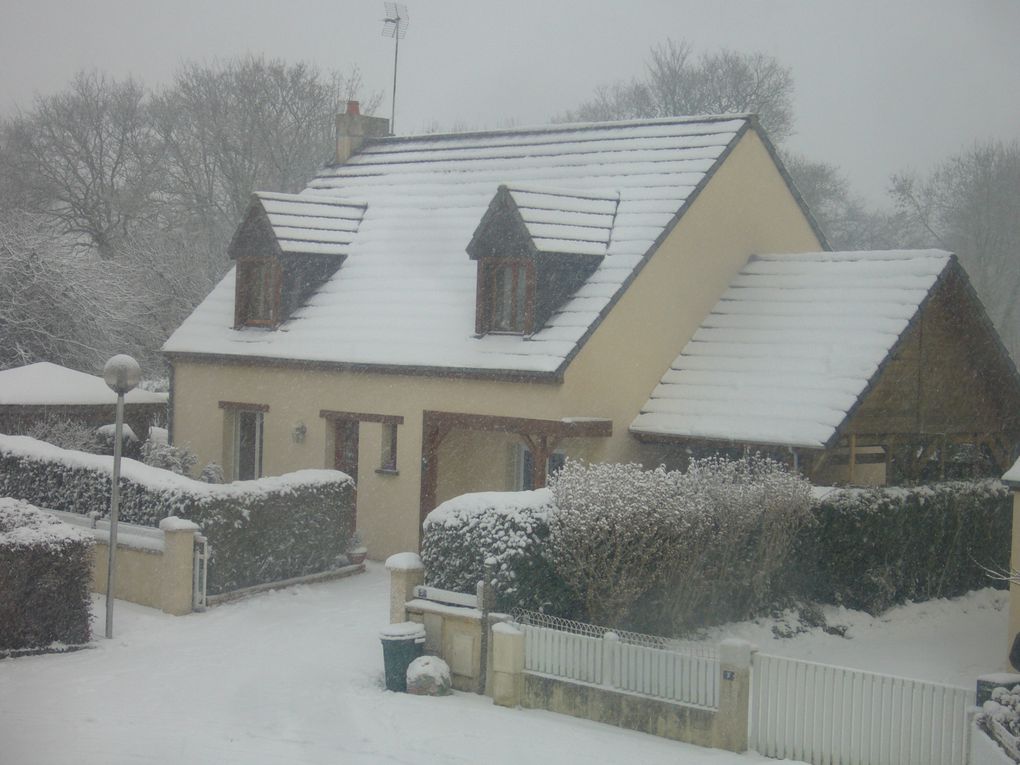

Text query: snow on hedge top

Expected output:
[424,488,555,528]
[164,116,748,374]
[0,497,92,549]
[251,192,367,257]
[0,362,168,406]
[631,250,953,448]
[0,434,352,497]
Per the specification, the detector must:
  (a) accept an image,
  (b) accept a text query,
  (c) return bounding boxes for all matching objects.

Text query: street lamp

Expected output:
[102,354,141,639]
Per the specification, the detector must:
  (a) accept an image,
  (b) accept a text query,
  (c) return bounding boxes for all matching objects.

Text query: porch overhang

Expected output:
[419,411,613,527]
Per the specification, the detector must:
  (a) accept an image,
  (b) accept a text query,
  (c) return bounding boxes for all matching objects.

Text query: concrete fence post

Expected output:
[158,517,201,616]
[601,631,620,688]
[713,638,755,753]
[385,552,425,624]
[491,622,525,707]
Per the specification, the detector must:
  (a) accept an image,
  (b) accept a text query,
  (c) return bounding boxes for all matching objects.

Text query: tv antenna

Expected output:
[381,2,408,134]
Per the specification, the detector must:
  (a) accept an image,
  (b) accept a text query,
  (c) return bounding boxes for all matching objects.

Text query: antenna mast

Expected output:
[381,3,408,134]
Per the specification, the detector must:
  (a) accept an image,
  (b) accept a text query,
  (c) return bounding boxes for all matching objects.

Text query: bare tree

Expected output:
[784,154,918,250]
[562,39,796,143]
[891,141,1020,362]
[1,71,161,257]
[0,213,146,371]
[152,56,381,250]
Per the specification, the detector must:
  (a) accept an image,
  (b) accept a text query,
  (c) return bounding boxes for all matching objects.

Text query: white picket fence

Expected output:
[750,652,974,765]
[512,609,719,709]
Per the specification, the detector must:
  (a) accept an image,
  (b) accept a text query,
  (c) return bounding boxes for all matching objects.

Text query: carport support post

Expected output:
[713,638,754,752]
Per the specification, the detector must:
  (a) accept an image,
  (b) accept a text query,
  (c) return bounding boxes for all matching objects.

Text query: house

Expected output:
[1006,459,1020,667]
[163,104,1020,558]
[0,362,167,442]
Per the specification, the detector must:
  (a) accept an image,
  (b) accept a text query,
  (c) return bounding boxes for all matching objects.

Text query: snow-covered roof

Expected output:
[630,250,954,449]
[0,362,168,406]
[251,192,366,257]
[164,115,752,374]
[506,186,619,257]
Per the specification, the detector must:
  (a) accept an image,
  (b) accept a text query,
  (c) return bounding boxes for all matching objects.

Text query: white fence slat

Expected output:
[750,652,972,765]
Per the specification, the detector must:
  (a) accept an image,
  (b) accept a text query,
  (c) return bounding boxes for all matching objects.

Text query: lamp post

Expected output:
[102,354,141,639]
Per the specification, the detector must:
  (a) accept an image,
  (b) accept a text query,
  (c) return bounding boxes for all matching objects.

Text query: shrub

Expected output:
[0,434,354,594]
[549,456,813,633]
[421,489,576,614]
[795,480,1011,613]
[0,497,93,650]
[139,439,198,475]
[548,462,688,626]
[24,417,103,454]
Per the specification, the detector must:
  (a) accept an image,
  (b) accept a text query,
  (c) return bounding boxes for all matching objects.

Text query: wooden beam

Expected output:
[421,410,612,439]
[319,409,404,425]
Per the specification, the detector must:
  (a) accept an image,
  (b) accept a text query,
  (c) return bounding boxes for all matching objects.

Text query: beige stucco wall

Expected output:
[169,128,822,559]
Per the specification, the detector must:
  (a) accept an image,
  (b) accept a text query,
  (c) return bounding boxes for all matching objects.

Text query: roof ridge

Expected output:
[356,114,752,147]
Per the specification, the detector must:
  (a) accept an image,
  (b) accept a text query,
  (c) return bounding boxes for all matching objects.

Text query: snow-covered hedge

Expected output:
[798,480,1011,613]
[0,435,354,594]
[0,497,93,650]
[421,489,576,613]
[550,457,813,633]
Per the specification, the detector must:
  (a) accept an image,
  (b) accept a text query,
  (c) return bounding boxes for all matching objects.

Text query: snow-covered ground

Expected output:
[0,565,1008,765]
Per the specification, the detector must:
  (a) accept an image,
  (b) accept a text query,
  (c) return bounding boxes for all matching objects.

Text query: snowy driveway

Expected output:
[1,565,797,765]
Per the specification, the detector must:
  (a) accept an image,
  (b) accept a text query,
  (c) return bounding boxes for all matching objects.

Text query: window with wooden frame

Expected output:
[476,258,534,335]
[234,256,280,327]
[379,422,398,473]
[220,401,269,481]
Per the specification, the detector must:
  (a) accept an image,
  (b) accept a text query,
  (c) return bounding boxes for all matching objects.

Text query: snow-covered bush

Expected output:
[0,435,354,594]
[548,462,688,627]
[978,685,1020,761]
[0,497,93,650]
[140,439,198,475]
[549,456,813,632]
[199,462,224,484]
[24,417,103,454]
[798,480,1011,613]
[421,490,576,614]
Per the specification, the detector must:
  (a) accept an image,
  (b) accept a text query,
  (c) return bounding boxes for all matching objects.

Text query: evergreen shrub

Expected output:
[421,489,578,614]
[0,435,354,594]
[795,480,1011,613]
[0,497,93,650]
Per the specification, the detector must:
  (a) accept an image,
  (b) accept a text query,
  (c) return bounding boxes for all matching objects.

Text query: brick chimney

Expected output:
[335,101,390,164]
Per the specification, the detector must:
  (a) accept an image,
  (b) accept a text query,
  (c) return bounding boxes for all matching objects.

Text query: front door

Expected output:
[334,420,359,523]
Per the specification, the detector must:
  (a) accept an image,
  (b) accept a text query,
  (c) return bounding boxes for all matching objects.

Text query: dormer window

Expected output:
[228,191,366,329]
[468,185,617,337]
[235,257,280,327]
[485,258,533,334]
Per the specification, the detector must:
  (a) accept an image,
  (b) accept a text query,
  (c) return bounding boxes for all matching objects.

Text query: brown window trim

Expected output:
[475,257,534,335]
[318,410,404,425]
[234,256,282,328]
[219,401,270,412]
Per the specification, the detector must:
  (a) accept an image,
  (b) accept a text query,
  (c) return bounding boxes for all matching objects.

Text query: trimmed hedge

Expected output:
[795,480,1011,613]
[0,435,354,594]
[0,498,93,650]
[421,465,1012,633]
[421,489,578,614]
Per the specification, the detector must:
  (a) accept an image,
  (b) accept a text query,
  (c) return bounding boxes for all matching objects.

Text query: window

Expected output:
[220,401,268,481]
[233,410,264,480]
[478,259,533,334]
[235,257,279,327]
[513,443,566,491]
[379,422,398,473]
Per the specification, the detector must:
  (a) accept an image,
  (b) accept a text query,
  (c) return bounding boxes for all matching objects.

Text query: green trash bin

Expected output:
[380,622,427,692]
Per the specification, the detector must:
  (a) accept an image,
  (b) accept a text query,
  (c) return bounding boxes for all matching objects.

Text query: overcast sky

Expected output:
[2,0,1018,203]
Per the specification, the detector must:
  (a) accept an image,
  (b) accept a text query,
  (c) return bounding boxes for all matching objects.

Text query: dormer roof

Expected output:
[230,192,367,259]
[467,185,619,260]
